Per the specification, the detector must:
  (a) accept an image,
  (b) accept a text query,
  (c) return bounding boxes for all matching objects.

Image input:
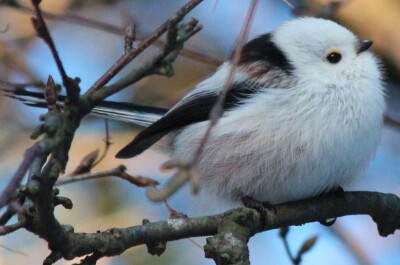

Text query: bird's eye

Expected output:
[326,50,342,64]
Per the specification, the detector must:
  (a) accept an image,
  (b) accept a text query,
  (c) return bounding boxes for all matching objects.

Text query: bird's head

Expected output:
[271,17,380,90]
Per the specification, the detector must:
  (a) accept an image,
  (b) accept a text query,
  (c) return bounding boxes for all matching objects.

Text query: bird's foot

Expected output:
[241,196,277,227]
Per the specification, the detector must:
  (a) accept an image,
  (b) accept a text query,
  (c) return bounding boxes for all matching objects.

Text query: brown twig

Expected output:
[384,115,400,131]
[56,165,127,186]
[146,169,191,201]
[56,165,159,187]
[192,0,258,163]
[92,119,112,167]
[0,80,46,90]
[31,0,80,100]
[0,242,28,256]
[279,227,318,265]
[282,0,294,8]
[0,207,15,226]
[293,0,350,18]
[31,2,67,82]
[84,0,203,96]
[329,224,372,265]
[0,23,9,33]
[87,13,202,105]
[4,3,221,67]
[0,219,26,236]
[0,143,42,209]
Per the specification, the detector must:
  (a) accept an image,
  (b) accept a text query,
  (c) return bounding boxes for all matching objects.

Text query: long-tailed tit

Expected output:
[5,17,385,205]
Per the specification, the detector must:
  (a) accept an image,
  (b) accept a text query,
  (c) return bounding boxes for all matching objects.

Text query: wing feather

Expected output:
[116,81,261,158]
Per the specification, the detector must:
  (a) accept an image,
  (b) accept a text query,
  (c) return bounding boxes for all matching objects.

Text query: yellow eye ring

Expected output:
[326,50,342,64]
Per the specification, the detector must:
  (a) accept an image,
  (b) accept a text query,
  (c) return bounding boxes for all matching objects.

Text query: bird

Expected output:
[4,17,385,206]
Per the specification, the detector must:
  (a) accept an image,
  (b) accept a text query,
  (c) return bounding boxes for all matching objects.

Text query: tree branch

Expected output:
[30,0,80,101]
[21,191,400,263]
[84,0,203,97]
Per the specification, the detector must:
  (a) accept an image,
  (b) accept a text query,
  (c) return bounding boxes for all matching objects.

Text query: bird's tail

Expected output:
[2,89,168,127]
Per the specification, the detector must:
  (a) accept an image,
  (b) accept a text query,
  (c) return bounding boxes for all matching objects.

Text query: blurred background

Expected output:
[0,0,399,264]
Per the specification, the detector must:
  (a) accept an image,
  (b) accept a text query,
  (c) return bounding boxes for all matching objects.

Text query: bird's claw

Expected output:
[241,196,276,227]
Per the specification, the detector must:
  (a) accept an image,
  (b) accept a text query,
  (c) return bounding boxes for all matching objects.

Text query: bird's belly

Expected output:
[173,111,381,204]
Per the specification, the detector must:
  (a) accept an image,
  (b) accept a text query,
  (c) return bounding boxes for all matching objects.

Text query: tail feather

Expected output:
[2,88,168,127]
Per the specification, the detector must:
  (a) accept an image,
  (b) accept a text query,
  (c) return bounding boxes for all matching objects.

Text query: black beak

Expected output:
[357,39,373,54]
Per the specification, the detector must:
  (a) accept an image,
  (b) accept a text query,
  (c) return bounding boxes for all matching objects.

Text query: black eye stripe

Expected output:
[326,52,342,64]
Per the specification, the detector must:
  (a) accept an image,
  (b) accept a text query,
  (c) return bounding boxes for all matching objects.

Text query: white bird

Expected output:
[5,17,385,206]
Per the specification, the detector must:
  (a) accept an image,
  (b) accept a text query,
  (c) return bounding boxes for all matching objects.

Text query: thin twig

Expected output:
[0,143,42,209]
[0,219,26,236]
[88,11,202,104]
[0,80,45,89]
[0,207,15,226]
[0,23,9,33]
[55,165,127,186]
[330,224,372,265]
[192,0,258,163]
[56,165,159,188]
[31,2,72,95]
[188,237,204,249]
[84,0,203,96]
[282,0,294,8]
[279,227,297,264]
[163,198,178,218]
[92,119,112,167]
[384,115,400,131]
[279,227,318,265]
[0,242,28,256]
[5,3,221,67]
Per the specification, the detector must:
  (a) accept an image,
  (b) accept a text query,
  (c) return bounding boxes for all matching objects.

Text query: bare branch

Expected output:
[92,119,112,167]
[0,242,28,256]
[31,0,80,101]
[384,115,400,131]
[2,2,221,67]
[87,18,202,105]
[0,143,42,209]
[0,219,26,236]
[56,165,127,186]
[84,0,203,97]
[282,0,294,8]
[330,224,373,265]
[21,192,400,263]
[55,165,159,188]
[0,80,45,90]
[193,0,258,163]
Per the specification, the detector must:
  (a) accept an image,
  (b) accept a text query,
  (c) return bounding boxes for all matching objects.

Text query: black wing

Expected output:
[116,82,260,158]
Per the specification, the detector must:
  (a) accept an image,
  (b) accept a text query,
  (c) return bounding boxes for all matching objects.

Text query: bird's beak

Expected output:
[357,39,373,54]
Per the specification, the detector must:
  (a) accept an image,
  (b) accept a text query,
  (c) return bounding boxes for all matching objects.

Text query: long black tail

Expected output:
[2,89,168,127]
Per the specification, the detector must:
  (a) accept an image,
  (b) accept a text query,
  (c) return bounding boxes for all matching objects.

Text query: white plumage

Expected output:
[171,18,385,203]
